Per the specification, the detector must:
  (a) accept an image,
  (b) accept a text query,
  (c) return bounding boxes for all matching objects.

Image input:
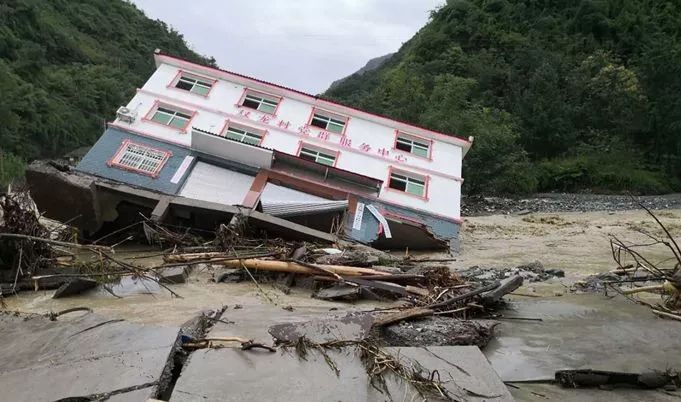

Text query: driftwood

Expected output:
[480,275,524,305]
[219,259,388,277]
[427,281,501,310]
[374,307,434,327]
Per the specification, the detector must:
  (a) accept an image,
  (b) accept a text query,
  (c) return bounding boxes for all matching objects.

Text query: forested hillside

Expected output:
[325,0,681,194]
[0,0,213,185]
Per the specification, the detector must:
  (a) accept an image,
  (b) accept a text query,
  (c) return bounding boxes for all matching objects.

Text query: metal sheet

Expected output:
[260,183,347,217]
[191,129,273,169]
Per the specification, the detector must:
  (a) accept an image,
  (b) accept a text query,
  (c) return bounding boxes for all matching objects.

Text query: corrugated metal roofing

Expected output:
[261,200,348,218]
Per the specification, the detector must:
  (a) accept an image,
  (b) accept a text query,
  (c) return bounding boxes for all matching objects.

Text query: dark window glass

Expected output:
[299,152,317,162]
[395,141,411,152]
[242,98,260,109]
[175,80,193,90]
[389,178,407,191]
[310,117,327,129]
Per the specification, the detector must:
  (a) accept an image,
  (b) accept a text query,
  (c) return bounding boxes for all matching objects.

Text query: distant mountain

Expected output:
[0,0,214,185]
[324,0,681,195]
[328,53,395,90]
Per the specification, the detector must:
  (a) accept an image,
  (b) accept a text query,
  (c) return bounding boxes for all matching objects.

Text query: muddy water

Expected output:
[4,269,382,326]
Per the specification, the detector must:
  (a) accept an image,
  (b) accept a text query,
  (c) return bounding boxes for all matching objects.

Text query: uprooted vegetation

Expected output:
[573,201,681,320]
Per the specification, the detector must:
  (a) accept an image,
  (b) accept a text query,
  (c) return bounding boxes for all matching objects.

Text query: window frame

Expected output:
[219,120,266,146]
[393,130,433,160]
[143,101,196,133]
[107,140,172,178]
[385,167,430,200]
[296,142,339,167]
[237,88,283,115]
[168,70,217,98]
[307,107,349,136]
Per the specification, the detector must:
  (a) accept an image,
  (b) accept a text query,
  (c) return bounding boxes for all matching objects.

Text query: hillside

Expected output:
[324,0,681,195]
[0,0,214,185]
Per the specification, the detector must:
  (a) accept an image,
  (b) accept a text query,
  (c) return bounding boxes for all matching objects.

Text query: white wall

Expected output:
[113,61,464,219]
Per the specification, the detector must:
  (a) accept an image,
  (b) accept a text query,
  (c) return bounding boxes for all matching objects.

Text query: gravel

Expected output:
[462,193,681,216]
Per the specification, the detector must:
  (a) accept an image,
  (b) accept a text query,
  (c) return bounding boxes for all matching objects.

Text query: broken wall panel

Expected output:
[179,161,255,206]
[76,127,195,195]
[347,197,461,252]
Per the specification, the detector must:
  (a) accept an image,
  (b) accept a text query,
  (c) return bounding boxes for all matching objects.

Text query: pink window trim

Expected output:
[392,129,434,161]
[218,119,268,146]
[306,107,350,137]
[296,140,341,168]
[142,100,197,134]
[384,166,430,201]
[135,89,464,182]
[167,69,218,98]
[155,53,472,148]
[236,88,283,116]
[106,139,172,178]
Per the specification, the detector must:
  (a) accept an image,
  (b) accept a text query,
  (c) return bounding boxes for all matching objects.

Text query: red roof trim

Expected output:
[154,52,472,148]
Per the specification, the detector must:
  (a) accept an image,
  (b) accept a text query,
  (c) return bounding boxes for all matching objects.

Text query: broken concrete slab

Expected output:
[0,310,179,402]
[169,344,511,401]
[381,317,499,347]
[268,313,373,344]
[53,277,98,298]
[485,294,681,383]
[158,265,189,284]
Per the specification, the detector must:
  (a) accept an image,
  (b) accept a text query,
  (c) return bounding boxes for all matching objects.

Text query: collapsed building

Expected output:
[28,50,473,251]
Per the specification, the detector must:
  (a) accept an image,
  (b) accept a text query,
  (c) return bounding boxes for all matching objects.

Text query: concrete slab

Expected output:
[485,294,681,382]
[268,313,373,344]
[170,345,511,402]
[0,311,179,401]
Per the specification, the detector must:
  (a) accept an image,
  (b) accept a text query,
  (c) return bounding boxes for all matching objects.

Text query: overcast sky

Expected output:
[130,0,444,94]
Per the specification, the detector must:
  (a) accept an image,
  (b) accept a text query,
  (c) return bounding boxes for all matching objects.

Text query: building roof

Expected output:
[154,51,473,155]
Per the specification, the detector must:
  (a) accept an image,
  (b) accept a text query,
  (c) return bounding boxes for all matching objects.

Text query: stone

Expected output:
[312,284,361,301]
[381,317,499,347]
[214,268,243,283]
[158,266,189,284]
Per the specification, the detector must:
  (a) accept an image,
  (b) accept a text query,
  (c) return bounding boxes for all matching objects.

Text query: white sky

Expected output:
[130,0,444,94]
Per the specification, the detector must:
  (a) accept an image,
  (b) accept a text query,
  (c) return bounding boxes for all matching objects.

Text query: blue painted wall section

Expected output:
[76,127,195,195]
[346,197,461,252]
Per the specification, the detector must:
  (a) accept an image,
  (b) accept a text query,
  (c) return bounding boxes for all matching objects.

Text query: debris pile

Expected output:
[459,260,563,283]
[573,202,681,322]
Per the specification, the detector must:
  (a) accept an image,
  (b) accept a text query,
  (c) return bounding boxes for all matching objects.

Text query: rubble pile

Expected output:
[458,260,564,283]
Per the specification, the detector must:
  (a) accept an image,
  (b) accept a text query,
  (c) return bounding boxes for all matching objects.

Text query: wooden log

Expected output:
[220,259,388,277]
[480,275,524,305]
[426,281,501,310]
[374,307,434,327]
[651,309,681,322]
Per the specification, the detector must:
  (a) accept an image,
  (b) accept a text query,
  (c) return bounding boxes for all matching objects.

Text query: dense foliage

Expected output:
[0,0,213,186]
[325,0,681,194]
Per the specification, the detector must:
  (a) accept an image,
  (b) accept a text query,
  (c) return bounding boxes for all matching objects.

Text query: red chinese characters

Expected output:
[317,131,330,141]
[238,109,251,118]
[359,143,372,153]
[297,125,311,136]
[394,154,407,163]
[277,120,291,130]
[377,148,390,157]
[259,114,272,124]
[339,136,352,148]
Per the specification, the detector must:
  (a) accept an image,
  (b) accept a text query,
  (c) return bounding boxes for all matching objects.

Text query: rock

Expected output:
[381,317,499,347]
[214,268,243,283]
[546,268,565,277]
[158,266,189,284]
[53,278,98,298]
[312,284,361,301]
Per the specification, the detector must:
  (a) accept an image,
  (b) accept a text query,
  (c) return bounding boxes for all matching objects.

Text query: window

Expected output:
[240,90,280,114]
[174,73,213,96]
[299,146,337,166]
[223,124,263,145]
[395,134,431,158]
[310,110,347,134]
[109,141,170,177]
[388,171,427,197]
[150,105,192,129]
